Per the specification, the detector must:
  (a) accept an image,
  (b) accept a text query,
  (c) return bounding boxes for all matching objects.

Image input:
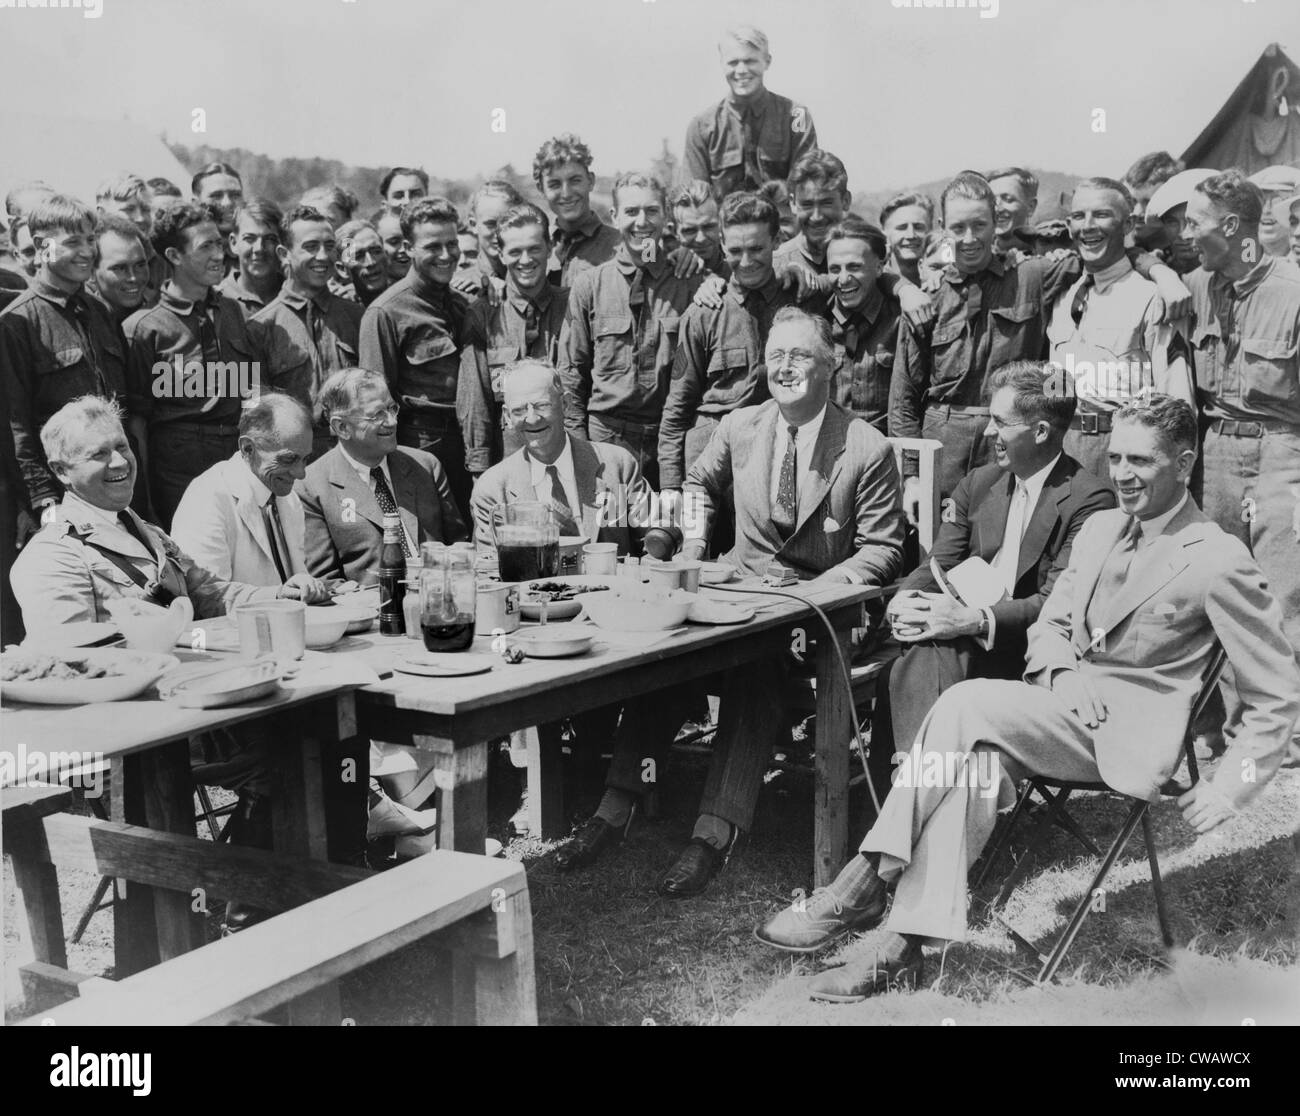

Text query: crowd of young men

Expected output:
[3,22,1299,996]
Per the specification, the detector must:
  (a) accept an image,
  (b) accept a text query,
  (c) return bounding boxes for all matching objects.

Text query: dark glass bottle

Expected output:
[378,513,407,636]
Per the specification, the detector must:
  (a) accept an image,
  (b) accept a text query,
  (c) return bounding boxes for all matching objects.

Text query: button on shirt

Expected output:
[683,88,818,201]
[1,277,133,507]
[828,282,902,432]
[1186,255,1300,425]
[1047,257,1193,412]
[217,272,276,319]
[359,271,469,416]
[559,243,704,432]
[549,213,622,288]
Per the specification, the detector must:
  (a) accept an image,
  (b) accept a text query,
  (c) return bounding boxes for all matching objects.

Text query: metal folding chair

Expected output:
[975,644,1229,984]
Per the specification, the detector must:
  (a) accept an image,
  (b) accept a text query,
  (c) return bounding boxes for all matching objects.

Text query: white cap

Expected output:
[1249,164,1300,196]
[1146,169,1218,220]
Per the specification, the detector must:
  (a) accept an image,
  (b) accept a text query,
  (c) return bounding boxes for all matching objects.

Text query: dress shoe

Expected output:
[655,836,730,898]
[807,939,924,1002]
[367,793,437,840]
[554,816,623,872]
[754,875,888,953]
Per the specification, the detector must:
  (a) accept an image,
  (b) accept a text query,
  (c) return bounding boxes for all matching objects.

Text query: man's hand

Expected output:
[279,573,331,603]
[1177,782,1238,834]
[776,261,828,301]
[1050,667,1108,728]
[680,539,708,563]
[667,246,706,279]
[890,591,981,641]
[901,476,921,527]
[897,282,934,330]
[484,275,505,308]
[691,272,727,309]
[811,567,854,586]
[450,272,484,299]
[885,588,923,625]
[1149,266,1192,323]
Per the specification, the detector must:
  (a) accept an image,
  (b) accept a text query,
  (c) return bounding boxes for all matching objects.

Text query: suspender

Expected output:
[66,523,177,605]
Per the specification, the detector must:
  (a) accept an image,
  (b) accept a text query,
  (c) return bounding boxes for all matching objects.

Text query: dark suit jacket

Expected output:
[901,455,1115,659]
[469,435,652,554]
[685,399,905,584]
[296,445,468,583]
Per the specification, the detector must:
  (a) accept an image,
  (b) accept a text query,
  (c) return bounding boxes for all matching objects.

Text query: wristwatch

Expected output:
[975,612,990,640]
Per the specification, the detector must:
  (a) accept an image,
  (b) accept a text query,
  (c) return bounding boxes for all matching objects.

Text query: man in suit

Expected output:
[171,393,329,598]
[861,362,1115,804]
[297,367,468,584]
[755,396,1300,998]
[556,308,906,896]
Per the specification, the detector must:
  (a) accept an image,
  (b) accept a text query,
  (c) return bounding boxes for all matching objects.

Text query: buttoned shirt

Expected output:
[217,272,276,319]
[828,282,902,432]
[549,212,621,288]
[1,276,133,506]
[457,278,568,473]
[1047,257,1193,412]
[658,271,796,487]
[336,442,417,555]
[558,243,704,432]
[252,283,364,430]
[684,87,818,201]
[774,233,826,275]
[358,271,469,416]
[525,436,581,518]
[768,404,827,514]
[1186,255,1300,425]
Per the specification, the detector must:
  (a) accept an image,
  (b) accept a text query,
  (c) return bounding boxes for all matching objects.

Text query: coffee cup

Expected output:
[582,542,619,576]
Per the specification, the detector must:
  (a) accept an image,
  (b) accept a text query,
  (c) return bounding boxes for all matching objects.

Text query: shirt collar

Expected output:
[337,442,391,487]
[278,282,333,313]
[1215,255,1277,299]
[238,454,275,506]
[526,435,575,486]
[554,210,603,243]
[725,270,782,306]
[614,242,669,282]
[506,275,554,314]
[1014,453,1062,509]
[408,270,452,305]
[1137,489,1189,542]
[31,274,82,307]
[832,282,884,329]
[60,492,122,531]
[727,87,770,118]
[159,282,218,316]
[782,404,827,445]
[943,253,1008,285]
[1086,255,1134,294]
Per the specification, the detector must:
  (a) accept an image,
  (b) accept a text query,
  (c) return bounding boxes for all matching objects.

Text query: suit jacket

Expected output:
[1024,500,1300,809]
[296,445,469,583]
[469,435,652,554]
[170,453,307,586]
[9,490,277,627]
[685,399,905,584]
[902,456,1115,658]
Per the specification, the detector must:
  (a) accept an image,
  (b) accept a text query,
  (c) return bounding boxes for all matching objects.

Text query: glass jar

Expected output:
[418,542,477,652]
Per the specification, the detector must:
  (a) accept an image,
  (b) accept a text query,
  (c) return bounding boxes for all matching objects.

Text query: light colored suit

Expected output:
[10,490,278,627]
[861,497,1300,944]
[170,453,307,586]
[685,399,905,584]
[469,435,652,554]
[296,445,468,584]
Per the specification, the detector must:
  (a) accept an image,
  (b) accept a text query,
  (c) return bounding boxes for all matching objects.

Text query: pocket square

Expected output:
[1153,602,1177,616]
[822,516,841,533]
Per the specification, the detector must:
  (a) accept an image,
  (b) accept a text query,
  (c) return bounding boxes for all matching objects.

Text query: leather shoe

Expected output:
[807,939,923,1002]
[754,876,887,953]
[656,836,728,898]
[554,816,622,872]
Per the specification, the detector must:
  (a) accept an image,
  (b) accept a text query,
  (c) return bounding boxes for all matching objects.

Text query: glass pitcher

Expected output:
[490,502,560,582]
[418,541,477,652]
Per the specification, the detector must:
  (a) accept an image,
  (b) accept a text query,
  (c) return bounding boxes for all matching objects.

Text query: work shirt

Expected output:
[684,87,818,201]
[358,271,470,417]
[124,285,260,429]
[827,282,903,433]
[658,272,796,487]
[774,233,827,276]
[217,272,276,319]
[252,284,364,430]
[1186,255,1300,426]
[457,278,568,474]
[549,212,621,288]
[558,243,704,433]
[1,276,134,507]
[889,252,1080,471]
[1047,257,1194,411]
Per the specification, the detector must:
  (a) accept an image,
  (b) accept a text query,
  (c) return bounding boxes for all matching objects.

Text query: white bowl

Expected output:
[1,649,180,706]
[579,586,692,631]
[513,628,594,658]
[327,605,377,635]
[303,607,350,648]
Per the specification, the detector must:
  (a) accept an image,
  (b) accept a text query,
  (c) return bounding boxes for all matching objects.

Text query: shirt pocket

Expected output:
[927,317,968,387]
[593,313,633,377]
[1240,336,1299,412]
[486,345,518,399]
[703,346,753,407]
[34,346,101,408]
[1191,321,1222,393]
[1131,605,1200,667]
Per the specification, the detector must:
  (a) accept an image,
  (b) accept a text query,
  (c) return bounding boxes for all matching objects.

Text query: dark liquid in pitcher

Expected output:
[421,615,476,652]
[497,542,560,582]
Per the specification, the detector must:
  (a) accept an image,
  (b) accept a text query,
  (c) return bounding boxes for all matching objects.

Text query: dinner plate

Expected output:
[512,628,594,658]
[518,576,616,621]
[687,599,756,625]
[0,649,180,706]
[394,652,497,677]
[158,659,285,708]
[700,562,738,585]
[19,622,124,651]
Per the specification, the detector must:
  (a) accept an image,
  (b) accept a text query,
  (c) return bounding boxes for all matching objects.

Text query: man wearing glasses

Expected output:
[297,367,467,584]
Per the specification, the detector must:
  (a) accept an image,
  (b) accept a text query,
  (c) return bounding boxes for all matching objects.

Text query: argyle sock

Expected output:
[691,812,734,850]
[831,852,882,906]
[594,786,637,829]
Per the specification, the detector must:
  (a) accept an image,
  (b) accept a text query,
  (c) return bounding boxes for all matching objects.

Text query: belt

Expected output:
[159,421,241,437]
[1208,418,1300,438]
[929,405,990,418]
[1071,411,1113,435]
[593,413,659,434]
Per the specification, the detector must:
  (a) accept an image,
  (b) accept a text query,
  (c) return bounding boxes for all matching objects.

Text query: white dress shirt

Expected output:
[337,443,417,556]
[526,436,582,530]
[769,405,827,516]
[1134,489,1189,547]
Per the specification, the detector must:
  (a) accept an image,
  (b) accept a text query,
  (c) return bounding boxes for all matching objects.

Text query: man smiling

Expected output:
[218,200,284,318]
[88,216,152,325]
[985,166,1039,254]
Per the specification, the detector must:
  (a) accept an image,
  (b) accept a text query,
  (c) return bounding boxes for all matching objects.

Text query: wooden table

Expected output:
[1,652,371,982]
[347,580,878,887]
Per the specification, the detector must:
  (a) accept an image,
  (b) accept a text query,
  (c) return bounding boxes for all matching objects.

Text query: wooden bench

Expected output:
[4,787,537,1025]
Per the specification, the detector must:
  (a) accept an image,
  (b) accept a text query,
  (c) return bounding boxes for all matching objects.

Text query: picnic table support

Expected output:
[813,606,858,888]
[527,725,567,839]
[417,734,489,854]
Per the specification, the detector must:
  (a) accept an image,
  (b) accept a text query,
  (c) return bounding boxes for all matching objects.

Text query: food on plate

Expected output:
[525,581,610,602]
[0,651,123,682]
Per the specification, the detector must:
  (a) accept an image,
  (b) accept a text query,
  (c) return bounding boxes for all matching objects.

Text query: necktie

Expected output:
[544,464,579,535]
[773,424,798,538]
[994,481,1030,594]
[117,511,152,553]
[371,466,414,557]
[739,105,762,189]
[627,268,646,309]
[307,300,325,349]
[1093,516,1141,613]
[1070,273,1096,327]
[523,300,540,350]
[833,311,861,357]
[262,495,291,583]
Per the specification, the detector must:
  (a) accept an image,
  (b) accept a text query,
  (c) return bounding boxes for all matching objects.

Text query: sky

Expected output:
[2,0,1298,193]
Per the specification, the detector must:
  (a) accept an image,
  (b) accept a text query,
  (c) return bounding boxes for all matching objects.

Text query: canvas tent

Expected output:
[1182,42,1300,176]
[0,111,192,207]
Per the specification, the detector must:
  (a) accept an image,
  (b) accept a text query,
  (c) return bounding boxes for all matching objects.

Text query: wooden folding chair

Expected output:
[978,644,1229,984]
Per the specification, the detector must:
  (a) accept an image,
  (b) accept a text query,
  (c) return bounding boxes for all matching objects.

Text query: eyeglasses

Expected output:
[354,405,400,425]
[766,348,817,369]
[988,417,1030,433]
[505,400,555,421]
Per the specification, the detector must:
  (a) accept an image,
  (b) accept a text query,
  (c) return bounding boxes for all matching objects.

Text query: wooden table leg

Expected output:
[813,605,858,888]
[115,753,160,976]
[413,734,489,854]
[527,724,567,840]
[472,890,538,1026]
[140,740,206,962]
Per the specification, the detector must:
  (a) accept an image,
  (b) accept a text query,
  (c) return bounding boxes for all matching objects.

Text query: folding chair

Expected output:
[977,644,1229,984]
